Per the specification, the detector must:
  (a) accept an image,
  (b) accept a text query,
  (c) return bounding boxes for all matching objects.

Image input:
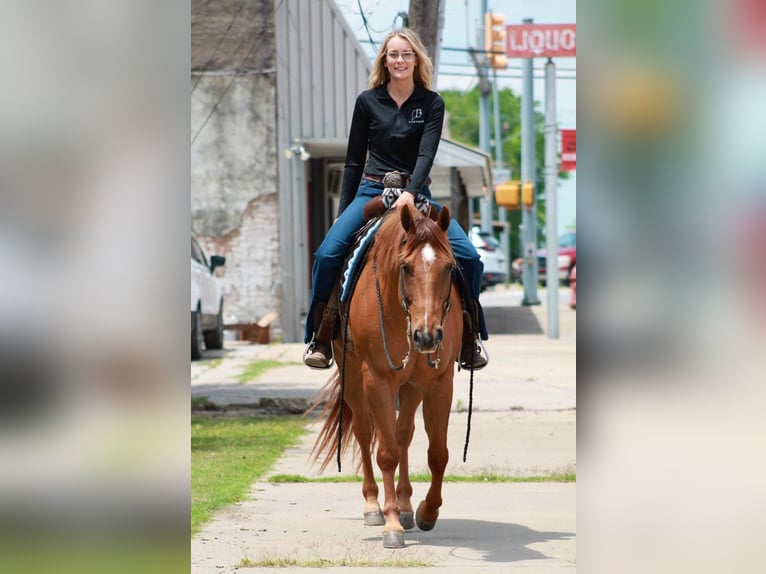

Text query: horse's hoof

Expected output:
[400,511,415,530]
[364,511,385,526]
[382,530,405,548]
[415,501,438,531]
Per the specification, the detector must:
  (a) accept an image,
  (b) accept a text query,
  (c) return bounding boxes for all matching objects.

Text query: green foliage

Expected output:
[191,415,307,534]
[441,85,570,257]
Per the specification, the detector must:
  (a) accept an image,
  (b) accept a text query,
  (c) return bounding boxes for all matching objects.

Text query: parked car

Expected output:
[569,265,576,309]
[191,235,226,359]
[470,227,507,291]
[538,231,576,286]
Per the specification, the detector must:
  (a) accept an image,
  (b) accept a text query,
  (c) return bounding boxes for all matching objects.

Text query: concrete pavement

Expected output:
[192,297,576,572]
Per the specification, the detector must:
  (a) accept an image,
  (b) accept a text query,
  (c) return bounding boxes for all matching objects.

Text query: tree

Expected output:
[441,85,570,259]
[408,0,444,83]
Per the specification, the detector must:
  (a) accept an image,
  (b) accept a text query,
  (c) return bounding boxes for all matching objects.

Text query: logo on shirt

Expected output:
[409,108,424,124]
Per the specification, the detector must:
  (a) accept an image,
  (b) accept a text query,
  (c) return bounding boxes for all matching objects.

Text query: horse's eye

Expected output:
[402,264,412,277]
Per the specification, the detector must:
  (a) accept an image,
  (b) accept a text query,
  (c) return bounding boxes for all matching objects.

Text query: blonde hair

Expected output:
[368,29,434,90]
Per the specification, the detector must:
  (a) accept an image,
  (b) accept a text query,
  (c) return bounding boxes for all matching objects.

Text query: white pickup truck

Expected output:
[191,235,226,359]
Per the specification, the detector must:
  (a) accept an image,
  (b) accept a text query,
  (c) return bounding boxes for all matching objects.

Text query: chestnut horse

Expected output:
[309,203,464,548]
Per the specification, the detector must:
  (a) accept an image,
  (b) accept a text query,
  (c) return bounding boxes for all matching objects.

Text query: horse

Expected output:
[308,202,465,548]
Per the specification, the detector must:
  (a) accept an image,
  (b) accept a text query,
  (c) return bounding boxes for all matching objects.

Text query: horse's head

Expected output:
[398,204,456,354]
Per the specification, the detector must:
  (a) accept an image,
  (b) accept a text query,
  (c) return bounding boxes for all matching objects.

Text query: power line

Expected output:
[359,39,576,72]
[440,59,576,72]
[191,36,263,147]
[356,0,378,51]
[191,2,246,96]
[439,70,576,80]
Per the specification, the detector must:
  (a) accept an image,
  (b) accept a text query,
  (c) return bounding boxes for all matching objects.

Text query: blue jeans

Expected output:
[305,178,488,342]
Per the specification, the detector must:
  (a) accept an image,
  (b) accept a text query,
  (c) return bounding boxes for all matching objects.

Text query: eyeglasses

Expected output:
[386,51,416,62]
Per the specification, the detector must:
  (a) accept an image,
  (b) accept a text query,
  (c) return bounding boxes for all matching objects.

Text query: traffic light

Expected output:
[484,13,508,69]
[495,180,520,209]
[521,181,535,207]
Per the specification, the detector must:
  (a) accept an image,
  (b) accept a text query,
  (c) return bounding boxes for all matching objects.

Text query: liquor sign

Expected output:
[561,129,576,171]
[506,24,576,59]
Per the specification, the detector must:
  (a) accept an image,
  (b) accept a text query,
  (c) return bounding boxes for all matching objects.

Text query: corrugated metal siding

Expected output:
[275,0,373,342]
[276,0,370,143]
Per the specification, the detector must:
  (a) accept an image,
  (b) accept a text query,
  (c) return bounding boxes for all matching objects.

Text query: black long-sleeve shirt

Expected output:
[337,83,445,216]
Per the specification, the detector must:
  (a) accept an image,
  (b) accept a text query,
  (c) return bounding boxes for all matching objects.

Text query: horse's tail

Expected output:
[304,372,357,473]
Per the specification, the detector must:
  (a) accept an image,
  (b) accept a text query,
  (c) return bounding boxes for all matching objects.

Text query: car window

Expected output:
[191,237,208,266]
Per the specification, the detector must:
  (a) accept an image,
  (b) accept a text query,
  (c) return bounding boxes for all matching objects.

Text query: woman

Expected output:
[304,28,488,371]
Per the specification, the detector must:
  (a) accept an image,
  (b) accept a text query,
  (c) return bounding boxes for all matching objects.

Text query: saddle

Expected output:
[325,172,477,346]
[342,174,433,304]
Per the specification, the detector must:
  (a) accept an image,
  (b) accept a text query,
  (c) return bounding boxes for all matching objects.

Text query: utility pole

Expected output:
[492,68,511,283]
[544,58,559,337]
[521,18,540,306]
[478,0,492,233]
[408,0,445,85]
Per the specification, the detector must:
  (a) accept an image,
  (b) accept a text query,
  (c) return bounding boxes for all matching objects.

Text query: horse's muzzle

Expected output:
[413,327,443,353]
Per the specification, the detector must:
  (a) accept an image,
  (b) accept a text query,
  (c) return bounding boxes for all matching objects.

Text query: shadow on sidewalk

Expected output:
[483,307,544,335]
[367,518,573,563]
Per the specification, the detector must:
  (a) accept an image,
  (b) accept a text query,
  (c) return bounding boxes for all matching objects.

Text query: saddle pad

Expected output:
[340,216,384,304]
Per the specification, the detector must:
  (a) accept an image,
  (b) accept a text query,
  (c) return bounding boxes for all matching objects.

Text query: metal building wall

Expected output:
[275,0,373,342]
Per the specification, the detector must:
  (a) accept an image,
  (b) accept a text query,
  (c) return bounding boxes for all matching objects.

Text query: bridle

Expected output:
[373,252,455,371]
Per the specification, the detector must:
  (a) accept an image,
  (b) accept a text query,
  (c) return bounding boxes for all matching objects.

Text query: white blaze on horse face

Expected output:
[421,244,436,265]
[421,244,436,326]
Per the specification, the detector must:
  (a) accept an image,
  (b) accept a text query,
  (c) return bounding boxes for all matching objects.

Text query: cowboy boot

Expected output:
[459,304,488,371]
[304,303,337,369]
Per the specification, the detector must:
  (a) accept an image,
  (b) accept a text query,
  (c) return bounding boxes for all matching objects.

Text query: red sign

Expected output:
[561,129,576,171]
[506,24,576,58]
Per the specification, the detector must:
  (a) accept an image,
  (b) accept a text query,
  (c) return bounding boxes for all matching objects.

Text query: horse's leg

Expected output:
[416,378,453,532]
[338,364,384,526]
[396,382,422,530]
[364,374,405,548]
[352,409,384,526]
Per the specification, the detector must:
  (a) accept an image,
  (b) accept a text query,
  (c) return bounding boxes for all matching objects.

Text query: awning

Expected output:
[303,137,493,199]
[431,137,492,199]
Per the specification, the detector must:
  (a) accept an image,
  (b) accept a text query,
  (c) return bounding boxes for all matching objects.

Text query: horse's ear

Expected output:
[400,203,415,233]
[437,205,451,232]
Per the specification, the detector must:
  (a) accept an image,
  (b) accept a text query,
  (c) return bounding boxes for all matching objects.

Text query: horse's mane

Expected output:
[373,207,454,275]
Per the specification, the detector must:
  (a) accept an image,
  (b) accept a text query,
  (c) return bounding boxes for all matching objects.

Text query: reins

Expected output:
[334,207,477,470]
[374,253,411,371]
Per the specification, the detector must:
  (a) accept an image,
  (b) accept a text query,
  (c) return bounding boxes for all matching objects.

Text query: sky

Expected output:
[336,0,577,234]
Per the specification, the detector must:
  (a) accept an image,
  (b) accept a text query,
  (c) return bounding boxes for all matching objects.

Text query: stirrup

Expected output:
[458,339,489,371]
[303,337,334,370]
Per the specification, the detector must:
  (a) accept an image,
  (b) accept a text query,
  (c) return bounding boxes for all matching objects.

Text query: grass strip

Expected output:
[192,415,307,534]
[237,359,299,383]
[269,471,576,483]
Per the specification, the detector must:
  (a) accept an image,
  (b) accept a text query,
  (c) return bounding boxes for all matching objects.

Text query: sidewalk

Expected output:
[192,304,576,572]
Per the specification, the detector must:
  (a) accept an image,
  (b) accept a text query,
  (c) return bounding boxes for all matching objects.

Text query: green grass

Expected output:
[237,359,300,383]
[191,415,307,534]
[206,358,223,369]
[238,556,435,568]
[191,396,219,411]
[269,471,576,483]
[0,539,189,574]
